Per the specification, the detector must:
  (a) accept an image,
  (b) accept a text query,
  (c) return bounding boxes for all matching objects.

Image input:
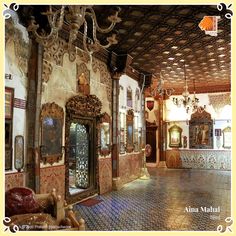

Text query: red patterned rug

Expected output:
[79,198,103,207]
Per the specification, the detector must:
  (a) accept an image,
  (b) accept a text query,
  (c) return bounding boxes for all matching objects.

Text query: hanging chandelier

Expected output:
[27,5,121,56]
[172,61,200,113]
[150,71,174,97]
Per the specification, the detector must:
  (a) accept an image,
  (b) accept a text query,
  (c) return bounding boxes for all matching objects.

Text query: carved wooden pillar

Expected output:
[111,72,122,189]
[159,97,166,161]
[25,39,37,191]
[25,40,43,193]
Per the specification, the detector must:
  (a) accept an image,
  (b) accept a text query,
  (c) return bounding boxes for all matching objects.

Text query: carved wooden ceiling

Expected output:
[93,5,231,94]
[17,5,231,94]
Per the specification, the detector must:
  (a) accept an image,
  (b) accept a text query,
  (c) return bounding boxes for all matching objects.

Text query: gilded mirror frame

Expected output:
[222,126,231,149]
[168,124,182,148]
[189,110,213,149]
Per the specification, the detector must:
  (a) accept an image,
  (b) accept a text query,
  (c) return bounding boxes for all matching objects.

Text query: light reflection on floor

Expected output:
[74,168,231,231]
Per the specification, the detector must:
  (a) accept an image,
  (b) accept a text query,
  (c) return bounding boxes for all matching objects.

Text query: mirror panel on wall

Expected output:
[5,87,14,170]
[40,102,64,165]
[14,135,24,171]
[99,112,111,156]
[189,110,213,149]
[69,122,90,194]
[126,109,134,153]
[65,94,101,203]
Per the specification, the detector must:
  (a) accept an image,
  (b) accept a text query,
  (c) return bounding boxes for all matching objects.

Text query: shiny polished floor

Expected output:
[74,168,231,231]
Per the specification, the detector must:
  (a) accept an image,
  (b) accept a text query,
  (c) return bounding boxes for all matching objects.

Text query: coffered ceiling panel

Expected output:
[17,4,231,94]
[94,5,231,94]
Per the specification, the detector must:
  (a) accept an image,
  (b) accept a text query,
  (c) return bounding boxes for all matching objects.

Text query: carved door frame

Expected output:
[65,95,102,204]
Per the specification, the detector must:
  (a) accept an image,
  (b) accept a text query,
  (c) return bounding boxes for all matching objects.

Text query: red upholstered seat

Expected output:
[5,187,41,217]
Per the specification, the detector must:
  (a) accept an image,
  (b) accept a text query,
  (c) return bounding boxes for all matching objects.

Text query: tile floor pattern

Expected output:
[74,168,231,231]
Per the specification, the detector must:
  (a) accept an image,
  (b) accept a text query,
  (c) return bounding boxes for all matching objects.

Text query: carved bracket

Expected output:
[66,95,102,118]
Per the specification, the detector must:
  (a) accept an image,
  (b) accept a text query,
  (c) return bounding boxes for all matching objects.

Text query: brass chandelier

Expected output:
[27,5,121,56]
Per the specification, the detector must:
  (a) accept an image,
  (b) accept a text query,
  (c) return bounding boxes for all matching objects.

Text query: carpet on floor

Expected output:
[79,198,103,207]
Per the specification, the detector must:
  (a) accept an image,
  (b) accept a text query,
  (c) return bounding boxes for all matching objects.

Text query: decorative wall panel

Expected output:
[166,150,231,170]
[166,150,182,168]
[40,165,65,200]
[119,153,143,185]
[99,158,112,194]
[5,172,25,191]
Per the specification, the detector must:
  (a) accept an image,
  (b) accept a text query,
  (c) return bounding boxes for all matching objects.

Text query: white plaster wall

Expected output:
[119,74,142,153]
[41,48,112,167]
[166,92,231,121]
[5,17,29,173]
[165,92,231,150]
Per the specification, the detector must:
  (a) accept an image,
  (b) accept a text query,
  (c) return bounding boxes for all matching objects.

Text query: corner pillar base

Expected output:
[157,161,167,168]
[112,177,123,191]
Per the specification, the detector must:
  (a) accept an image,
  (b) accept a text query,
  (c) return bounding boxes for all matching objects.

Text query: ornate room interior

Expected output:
[4,4,232,231]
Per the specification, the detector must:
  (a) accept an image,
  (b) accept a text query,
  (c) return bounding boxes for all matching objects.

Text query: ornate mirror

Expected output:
[65,95,101,203]
[222,126,231,149]
[127,87,132,108]
[40,103,64,165]
[14,135,24,171]
[99,112,111,156]
[126,109,134,153]
[168,124,182,148]
[189,110,213,149]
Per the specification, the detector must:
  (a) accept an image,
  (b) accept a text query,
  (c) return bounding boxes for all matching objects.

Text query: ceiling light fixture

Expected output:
[172,60,202,113]
[27,5,121,57]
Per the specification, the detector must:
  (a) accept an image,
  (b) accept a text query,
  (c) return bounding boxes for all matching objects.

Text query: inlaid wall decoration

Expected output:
[119,85,125,108]
[119,111,125,154]
[14,135,24,172]
[126,109,134,153]
[99,112,111,156]
[134,88,140,112]
[222,126,231,149]
[168,124,182,148]
[127,87,132,108]
[189,110,213,149]
[40,102,64,165]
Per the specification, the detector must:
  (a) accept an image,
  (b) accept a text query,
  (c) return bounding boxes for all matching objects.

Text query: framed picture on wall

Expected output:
[5,120,12,170]
[222,126,231,149]
[168,124,182,148]
[5,87,14,119]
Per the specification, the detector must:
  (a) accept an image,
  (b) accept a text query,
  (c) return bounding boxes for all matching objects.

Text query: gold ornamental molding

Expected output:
[40,102,64,120]
[208,92,231,114]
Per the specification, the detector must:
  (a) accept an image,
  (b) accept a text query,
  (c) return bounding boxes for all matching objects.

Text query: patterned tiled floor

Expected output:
[74,168,231,231]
